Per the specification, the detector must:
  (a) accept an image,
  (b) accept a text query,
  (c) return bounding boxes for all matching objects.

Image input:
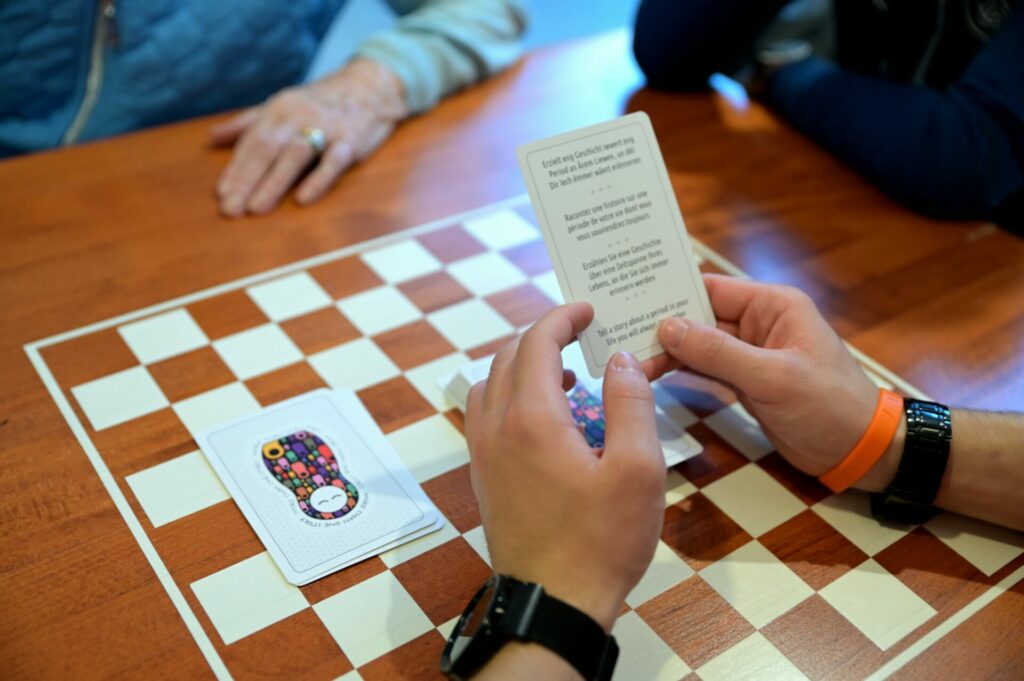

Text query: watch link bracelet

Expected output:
[870,398,953,524]
[441,574,618,681]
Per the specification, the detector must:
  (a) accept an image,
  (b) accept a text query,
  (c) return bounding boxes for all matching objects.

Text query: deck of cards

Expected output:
[197,389,441,585]
[517,111,713,378]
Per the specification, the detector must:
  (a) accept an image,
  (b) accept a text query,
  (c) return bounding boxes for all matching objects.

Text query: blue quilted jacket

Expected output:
[0,0,527,157]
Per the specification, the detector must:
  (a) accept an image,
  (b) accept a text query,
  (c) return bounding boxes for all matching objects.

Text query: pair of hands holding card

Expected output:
[465,274,880,635]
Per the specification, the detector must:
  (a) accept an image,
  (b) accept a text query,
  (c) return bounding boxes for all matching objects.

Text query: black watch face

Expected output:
[442,576,499,672]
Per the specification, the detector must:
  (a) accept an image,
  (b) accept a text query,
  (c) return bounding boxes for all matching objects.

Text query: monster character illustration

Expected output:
[567,384,605,448]
[261,431,359,520]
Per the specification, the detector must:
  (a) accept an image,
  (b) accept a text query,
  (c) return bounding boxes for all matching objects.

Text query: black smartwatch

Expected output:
[870,399,952,524]
[440,575,618,681]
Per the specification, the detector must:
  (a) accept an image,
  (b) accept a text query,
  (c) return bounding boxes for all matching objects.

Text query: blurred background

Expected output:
[308,0,644,80]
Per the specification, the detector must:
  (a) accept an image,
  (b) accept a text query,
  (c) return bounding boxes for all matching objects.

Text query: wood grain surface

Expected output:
[1,30,1021,679]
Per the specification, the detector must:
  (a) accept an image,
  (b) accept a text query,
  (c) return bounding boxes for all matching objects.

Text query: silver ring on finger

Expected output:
[299,126,327,155]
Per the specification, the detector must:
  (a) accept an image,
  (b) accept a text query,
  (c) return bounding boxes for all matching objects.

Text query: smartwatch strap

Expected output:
[524,594,618,681]
[870,399,952,524]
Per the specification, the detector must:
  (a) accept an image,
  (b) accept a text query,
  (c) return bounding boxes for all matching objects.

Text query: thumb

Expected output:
[600,352,661,467]
[209,108,259,146]
[658,317,777,397]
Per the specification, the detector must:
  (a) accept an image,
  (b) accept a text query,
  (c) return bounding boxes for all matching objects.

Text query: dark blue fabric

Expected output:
[632,0,1024,230]
[0,0,346,156]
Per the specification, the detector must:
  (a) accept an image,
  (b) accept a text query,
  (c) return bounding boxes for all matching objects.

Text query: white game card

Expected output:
[197,389,440,585]
[517,112,713,377]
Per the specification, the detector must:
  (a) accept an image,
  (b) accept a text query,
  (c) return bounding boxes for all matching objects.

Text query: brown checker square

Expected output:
[662,492,752,571]
[422,465,480,533]
[757,451,831,506]
[759,510,869,591]
[40,327,137,390]
[417,225,487,264]
[222,608,352,680]
[391,537,492,626]
[245,361,328,407]
[466,334,517,360]
[444,409,466,435]
[760,594,884,681]
[301,556,388,606]
[501,239,552,277]
[280,306,360,355]
[188,289,269,341]
[358,630,448,681]
[148,346,235,403]
[397,271,472,314]
[150,500,263,586]
[310,256,383,300]
[373,320,457,371]
[88,406,195,479]
[675,422,749,488]
[356,376,435,434]
[635,574,755,669]
[873,527,988,616]
[654,371,737,418]
[485,283,558,328]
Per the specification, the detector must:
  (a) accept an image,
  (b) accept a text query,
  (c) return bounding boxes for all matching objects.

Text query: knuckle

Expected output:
[603,375,653,405]
[699,328,728,363]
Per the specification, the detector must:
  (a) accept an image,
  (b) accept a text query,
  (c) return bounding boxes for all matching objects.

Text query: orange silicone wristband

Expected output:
[818,388,903,494]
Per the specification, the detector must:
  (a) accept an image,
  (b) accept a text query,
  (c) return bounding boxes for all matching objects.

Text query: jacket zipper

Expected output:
[63,0,118,146]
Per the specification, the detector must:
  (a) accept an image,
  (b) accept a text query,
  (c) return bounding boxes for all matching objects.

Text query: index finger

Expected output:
[510,302,593,401]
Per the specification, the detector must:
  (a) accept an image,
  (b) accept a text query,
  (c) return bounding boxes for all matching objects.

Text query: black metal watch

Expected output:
[440,575,618,681]
[870,399,952,524]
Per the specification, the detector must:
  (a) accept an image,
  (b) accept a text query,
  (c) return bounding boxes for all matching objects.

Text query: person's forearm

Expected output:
[934,410,1024,531]
[474,642,582,681]
[633,0,789,89]
[858,409,1024,531]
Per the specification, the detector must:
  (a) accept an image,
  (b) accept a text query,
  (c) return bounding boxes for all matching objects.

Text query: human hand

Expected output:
[644,274,901,492]
[465,303,666,632]
[211,58,408,217]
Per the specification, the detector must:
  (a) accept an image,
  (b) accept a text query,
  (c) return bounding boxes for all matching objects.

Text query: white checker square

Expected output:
[246,272,332,322]
[428,299,514,350]
[665,469,697,507]
[213,324,303,380]
[386,415,469,483]
[611,611,691,681]
[819,558,936,650]
[532,271,564,304]
[812,491,912,556]
[335,672,364,681]
[72,366,169,431]
[653,385,700,430]
[405,352,471,411]
[463,209,538,250]
[126,450,229,527]
[336,286,421,336]
[447,252,527,297]
[118,309,208,364]
[309,338,400,392]
[463,526,491,566]
[702,464,805,537]
[379,518,460,568]
[313,571,433,667]
[191,552,309,645]
[700,541,814,628]
[925,512,1024,577]
[625,541,695,608]
[696,632,808,681]
[361,240,442,284]
[704,402,774,461]
[173,382,260,438]
[437,616,460,641]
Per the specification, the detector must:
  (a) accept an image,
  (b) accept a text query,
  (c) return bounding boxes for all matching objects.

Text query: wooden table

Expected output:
[2,30,1022,679]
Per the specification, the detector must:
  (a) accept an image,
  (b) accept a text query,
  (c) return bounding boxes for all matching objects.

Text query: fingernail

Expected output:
[610,351,641,373]
[221,196,244,217]
[660,317,688,349]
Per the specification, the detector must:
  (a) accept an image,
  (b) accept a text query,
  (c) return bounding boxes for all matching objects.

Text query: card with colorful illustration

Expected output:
[198,389,440,585]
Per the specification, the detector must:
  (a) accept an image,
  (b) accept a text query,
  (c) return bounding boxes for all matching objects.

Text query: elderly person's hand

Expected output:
[211,58,408,217]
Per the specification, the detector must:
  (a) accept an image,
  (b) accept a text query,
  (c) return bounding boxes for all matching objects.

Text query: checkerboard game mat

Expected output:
[32,197,1024,681]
